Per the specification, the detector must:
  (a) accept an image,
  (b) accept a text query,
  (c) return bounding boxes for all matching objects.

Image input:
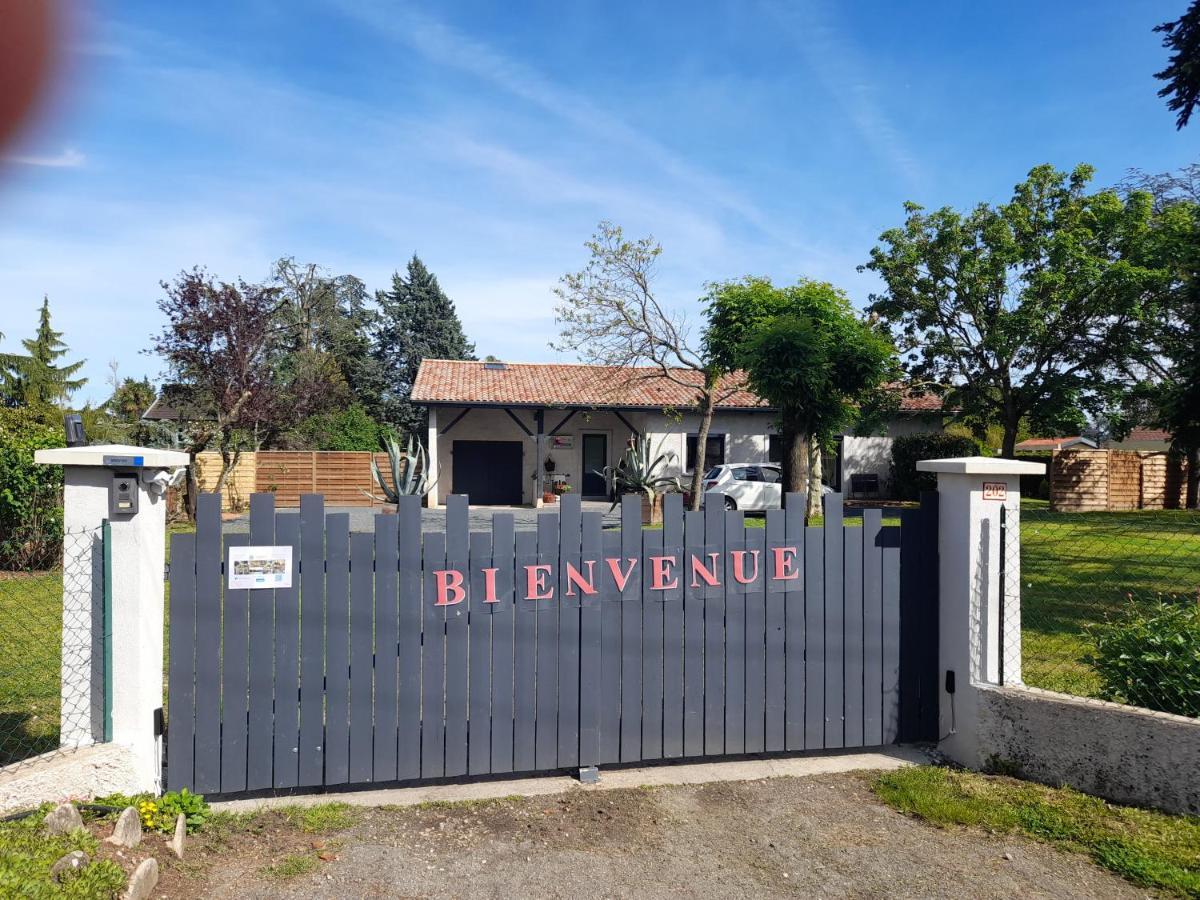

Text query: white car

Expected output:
[699,463,832,511]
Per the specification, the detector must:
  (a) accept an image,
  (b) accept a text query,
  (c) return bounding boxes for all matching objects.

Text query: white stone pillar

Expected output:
[35,444,190,794]
[426,407,440,509]
[915,456,1044,768]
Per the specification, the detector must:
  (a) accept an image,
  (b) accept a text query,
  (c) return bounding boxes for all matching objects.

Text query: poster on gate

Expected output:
[228,545,293,589]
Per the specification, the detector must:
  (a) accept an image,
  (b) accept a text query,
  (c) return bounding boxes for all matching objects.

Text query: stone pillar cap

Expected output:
[915,455,1045,475]
[34,444,190,468]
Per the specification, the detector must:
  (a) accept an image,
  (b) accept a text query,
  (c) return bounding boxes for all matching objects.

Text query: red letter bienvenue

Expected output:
[730,549,760,585]
[525,564,554,600]
[650,555,679,590]
[772,546,800,581]
[434,569,466,606]
[482,567,500,602]
[689,552,721,588]
[565,560,598,596]
[605,557,639,591]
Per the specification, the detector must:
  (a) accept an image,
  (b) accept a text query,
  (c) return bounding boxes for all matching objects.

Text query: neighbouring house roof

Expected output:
[141,384,210,422]
[411,359,943,414]
[1014,436,1098,452]
[1124,428,1172,443]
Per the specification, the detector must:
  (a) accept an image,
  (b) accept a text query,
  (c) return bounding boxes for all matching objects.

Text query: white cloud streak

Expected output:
[4,148,86,168]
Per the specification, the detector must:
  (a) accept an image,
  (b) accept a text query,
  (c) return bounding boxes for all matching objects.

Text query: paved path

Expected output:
[225,500,621,532]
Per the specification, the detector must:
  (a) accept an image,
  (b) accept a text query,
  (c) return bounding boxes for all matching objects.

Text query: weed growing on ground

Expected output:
[874,767,1200,897]
[0,810,126,899]
[262,852,318,880]
[280,802,360,834]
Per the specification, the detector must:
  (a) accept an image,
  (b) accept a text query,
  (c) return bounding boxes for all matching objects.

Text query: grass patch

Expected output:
[1020,508,1200,699]
[405,794,525,812]
[874,767,1200,897]
[262,852,318,880]
[279,802,360,834]
[0,808,127,898]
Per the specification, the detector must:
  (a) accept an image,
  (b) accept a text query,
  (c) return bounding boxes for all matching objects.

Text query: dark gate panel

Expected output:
[453,440,522,505]
[166,490,939,793]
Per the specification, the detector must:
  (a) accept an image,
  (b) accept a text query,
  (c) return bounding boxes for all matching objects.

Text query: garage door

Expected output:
[452,440,524,505]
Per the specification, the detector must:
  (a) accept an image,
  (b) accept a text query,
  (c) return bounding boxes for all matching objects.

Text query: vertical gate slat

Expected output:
[373,513,400,782]
[272,512,301,788]
[468,530,493,775]
[513,529,537,771]
[783,495,805,751]
[220,532,249,792]
[246,494,276,790]
[489,513,516,773]
[917,492,940,741]
[444,496,470,777]
[743,526,766,754]
[556,494,582,769]
[823,494,844,750]
[881,525,902,743]
[298,495,326,787]
[898,508,918,742]
[803,524,824,749]
[682,509,704,757]
[598,528,622,764]
[166,532,196,790]
[764,508,785,752]
[396,496,422,780]
[420,531,447,778]
[324,514,351,785]
[723,510,745,755]
[619,494,642,763]
[534,512,560,770]
[577,510,603,766]
[640,528,664,760]
[192,494,222,793]
[660,493,684,759]
[862,509,884,746]
[348,532,375,783]
[703,495,725,756]
[843,525,864,748]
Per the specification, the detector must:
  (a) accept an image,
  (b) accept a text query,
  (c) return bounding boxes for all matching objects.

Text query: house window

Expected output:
[768,434,783,463]
[686,434,725,472]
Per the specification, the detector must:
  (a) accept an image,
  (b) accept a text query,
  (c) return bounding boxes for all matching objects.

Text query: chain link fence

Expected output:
[1012,505,1200,719]
[0,526,104,770]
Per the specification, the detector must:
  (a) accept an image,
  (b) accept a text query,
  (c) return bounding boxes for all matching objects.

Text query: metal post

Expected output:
[535,408,545,507]
[102,519,113,742]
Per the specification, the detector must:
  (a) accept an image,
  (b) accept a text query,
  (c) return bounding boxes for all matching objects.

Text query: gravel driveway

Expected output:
[183,774,1141,899]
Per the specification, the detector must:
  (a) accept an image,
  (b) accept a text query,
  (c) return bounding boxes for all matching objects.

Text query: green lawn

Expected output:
[1020,506,1200,698]
[0,570,67,765]
[874,766,1200,897]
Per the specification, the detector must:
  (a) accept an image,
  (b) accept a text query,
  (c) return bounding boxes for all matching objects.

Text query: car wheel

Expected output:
[723,495,736,511]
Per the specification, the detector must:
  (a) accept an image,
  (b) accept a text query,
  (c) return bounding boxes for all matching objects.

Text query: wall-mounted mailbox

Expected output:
[111,472,139,517]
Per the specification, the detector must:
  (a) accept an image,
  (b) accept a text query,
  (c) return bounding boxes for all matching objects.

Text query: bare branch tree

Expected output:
[553,223,734,509]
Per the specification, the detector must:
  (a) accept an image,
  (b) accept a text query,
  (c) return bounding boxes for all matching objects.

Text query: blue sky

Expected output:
[0,0,1193,405]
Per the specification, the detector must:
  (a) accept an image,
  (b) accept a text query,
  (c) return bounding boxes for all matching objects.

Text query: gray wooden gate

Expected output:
[166,490,938,793]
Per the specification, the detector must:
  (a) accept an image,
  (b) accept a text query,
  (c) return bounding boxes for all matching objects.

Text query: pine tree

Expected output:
[373,255,475,434]
[1,296,87,406]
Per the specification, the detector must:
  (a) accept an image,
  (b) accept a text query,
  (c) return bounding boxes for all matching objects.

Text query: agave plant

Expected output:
[365,434,437,504]
[601,435,682,516]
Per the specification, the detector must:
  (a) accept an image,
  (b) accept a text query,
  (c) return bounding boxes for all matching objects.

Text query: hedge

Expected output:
[0,408,64,569]
[890,432,981,500]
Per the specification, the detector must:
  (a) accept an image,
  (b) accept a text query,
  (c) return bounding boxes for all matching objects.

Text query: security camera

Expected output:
[142,467,185,496]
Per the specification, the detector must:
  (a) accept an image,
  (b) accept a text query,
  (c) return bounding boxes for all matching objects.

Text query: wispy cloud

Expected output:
[5,148,87,168]
[766,1,923,188]
[325,1,799,246]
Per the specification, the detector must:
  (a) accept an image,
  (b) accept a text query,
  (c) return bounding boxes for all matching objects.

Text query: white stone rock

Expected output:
[123,857,158,900]
[44,802,83,834]
[50,849,89,880]
[106,806,142,848]
[169,812,186,859]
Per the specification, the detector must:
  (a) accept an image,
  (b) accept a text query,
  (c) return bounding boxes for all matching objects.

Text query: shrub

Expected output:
[295,403,382,451]
[890,431,980,500]
[0,408,64,569]
[1087,602,1200,718]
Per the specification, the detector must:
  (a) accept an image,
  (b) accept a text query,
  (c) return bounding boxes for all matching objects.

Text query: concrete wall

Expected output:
[977,685,1200,816]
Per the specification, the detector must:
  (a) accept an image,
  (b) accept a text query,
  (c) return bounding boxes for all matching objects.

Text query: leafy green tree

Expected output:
[0,407,63,568]
[862,164,1164,458]
[1155,0,1200,129]
[705,277,897,514]
[373,255,475,435]
[1112,167,1200,507]
[1,296,86,406]
[295,403,383,451]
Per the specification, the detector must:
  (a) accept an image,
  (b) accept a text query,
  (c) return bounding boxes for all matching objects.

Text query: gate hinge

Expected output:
[163,561,170,582]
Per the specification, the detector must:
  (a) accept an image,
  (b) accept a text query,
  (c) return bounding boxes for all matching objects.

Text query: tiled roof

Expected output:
[1126,428,1171,442]
[1014,436,1095,451]
[412,359,942,413]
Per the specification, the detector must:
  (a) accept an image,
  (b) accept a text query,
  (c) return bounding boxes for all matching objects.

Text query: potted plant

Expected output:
[600,435,682,525]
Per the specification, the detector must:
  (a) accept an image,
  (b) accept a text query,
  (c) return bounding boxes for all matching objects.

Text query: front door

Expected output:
[581,434,608,498]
